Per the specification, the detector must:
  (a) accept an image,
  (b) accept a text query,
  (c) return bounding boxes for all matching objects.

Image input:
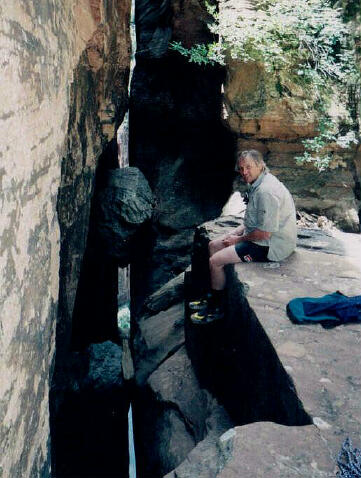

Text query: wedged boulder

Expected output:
[92,167,153,265]
[52,341,129,478]
[165,422,335,478]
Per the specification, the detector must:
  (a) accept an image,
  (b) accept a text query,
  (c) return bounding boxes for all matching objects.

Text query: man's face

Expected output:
[238,156,263,184]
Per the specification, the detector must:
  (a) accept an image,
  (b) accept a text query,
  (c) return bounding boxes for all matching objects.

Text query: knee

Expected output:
[208,240,217,256]
[209,255,222,269]
[209,239,222,256]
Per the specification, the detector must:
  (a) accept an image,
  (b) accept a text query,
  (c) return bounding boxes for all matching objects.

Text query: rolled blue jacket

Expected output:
[287,292,361,326]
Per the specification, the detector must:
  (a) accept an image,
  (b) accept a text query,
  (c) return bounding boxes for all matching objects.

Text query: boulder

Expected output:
[165,422,335,478]
[92,167,153,265]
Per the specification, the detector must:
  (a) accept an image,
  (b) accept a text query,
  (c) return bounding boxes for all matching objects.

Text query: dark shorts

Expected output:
[235,241,269,263]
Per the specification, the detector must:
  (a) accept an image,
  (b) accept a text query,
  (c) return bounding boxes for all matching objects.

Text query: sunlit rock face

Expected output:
[0,1,130,476]
[220,0,360,232]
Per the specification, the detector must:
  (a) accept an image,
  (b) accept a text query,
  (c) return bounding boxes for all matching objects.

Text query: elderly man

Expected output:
[190,149,297,324]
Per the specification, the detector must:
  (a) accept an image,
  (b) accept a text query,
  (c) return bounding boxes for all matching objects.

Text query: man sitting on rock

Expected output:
[190,149,297,324]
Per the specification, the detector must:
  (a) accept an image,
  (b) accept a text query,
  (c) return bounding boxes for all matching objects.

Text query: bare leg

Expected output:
[209,237,227,257]
[209,245,241,290]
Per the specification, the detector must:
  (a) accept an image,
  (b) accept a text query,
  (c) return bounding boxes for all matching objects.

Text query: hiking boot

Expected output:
[190,307,224,325]
[190,310,207,324]
[188,298,208,311]
[205,307,224,323]
[188,293,211,311]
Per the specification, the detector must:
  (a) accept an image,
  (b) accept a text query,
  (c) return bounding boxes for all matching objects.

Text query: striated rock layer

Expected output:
[0,1,130,476]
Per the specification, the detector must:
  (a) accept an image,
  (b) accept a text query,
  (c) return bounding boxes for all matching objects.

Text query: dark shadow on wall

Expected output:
[185,227,312,428]
[71,139,120,351]
[129,51,237,309]
[50,51,129,476]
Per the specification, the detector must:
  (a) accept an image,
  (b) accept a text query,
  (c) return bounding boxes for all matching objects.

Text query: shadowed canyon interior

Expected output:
[0,0,360,477]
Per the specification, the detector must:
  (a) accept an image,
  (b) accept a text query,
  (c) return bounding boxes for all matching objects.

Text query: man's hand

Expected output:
[222,234,242,247]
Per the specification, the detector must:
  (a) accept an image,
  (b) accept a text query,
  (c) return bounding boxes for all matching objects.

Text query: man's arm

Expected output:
[221,224,245,246]
[238,229,271,242]
[222,227,271,247]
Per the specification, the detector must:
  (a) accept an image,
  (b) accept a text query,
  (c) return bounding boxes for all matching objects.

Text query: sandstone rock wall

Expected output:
[220,0,361,232]
[0,1,130,476]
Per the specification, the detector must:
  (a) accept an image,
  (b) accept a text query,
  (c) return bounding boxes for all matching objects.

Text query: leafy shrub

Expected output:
[171,0,360,169]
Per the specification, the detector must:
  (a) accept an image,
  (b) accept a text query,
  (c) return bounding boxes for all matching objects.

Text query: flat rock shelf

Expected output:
[236,246,361,457]
[165,219,361,478]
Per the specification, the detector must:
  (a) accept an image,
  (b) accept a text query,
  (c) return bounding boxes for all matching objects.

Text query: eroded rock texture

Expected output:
[0,1,130,476]
[220,0,361,232]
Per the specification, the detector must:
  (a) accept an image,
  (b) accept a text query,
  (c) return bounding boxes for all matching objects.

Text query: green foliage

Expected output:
[170,0,360,170]
[172,0,357,82]
[117,304,130,330]
[295,118,358,170]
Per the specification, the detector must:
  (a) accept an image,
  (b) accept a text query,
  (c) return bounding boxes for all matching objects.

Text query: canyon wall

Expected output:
[0,1,130,476]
